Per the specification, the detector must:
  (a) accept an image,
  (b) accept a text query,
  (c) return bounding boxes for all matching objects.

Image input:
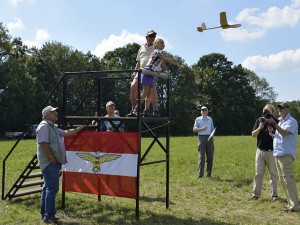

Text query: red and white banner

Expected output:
[62,131,140,199]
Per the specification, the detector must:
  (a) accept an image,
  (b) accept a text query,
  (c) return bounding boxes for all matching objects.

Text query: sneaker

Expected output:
[126,109,137,117]
[152,110,160,117]
[249,195,259,200]
[43,218,58,224]
[142,109,151,117]
[284,208,299,212]
[272,196,278,201]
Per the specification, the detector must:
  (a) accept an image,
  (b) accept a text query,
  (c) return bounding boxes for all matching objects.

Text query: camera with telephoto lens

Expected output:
[262,112,274,119]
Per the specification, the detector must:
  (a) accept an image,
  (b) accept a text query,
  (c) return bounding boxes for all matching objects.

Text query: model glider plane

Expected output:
[197,12,241,32]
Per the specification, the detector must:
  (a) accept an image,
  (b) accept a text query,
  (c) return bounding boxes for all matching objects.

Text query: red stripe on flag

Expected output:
[64,131,140,154]
[62,171,137,198]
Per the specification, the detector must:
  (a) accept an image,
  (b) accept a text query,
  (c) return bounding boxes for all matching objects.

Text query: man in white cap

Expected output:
[36,106,86,223]
[101,101,124,132]
[193,106,215,178]
[127,29,160,117]
[265,102,299,212]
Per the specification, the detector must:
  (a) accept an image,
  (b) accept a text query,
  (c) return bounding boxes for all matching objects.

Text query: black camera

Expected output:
[262,112,274,119]
[259,117,265,123]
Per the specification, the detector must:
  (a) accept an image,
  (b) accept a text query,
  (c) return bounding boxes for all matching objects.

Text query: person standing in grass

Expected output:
[265,102,299,212]
[36,106,86,223]
[193,106,215,178]
[250,103,278,201]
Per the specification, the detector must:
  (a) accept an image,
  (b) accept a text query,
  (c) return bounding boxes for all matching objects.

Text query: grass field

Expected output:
[1,135,300,225]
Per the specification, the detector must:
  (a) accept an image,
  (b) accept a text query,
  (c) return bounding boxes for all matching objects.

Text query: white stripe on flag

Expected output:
[62,151,137,177]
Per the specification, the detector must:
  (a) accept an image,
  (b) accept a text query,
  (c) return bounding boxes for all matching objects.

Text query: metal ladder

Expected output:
[5,154,43,200]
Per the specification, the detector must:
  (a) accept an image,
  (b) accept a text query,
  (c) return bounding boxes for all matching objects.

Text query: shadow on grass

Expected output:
[140,195,167,203]
[211,176,252,188]
[64,201,233,225]
[8,195,234,225]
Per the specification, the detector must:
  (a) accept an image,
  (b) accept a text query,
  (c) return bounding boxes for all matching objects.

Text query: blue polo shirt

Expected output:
[193,116,214,136]
[273,113,298,159]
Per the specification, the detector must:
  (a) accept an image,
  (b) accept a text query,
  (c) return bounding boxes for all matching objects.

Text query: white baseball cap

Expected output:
[42,106,58,116]
[106,101,115,108]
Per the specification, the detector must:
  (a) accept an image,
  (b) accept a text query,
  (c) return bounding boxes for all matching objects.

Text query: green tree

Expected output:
[192,53,258,135]
[246,69,277,102]
[0,25,35,131]
[98,43,140,115]
[27,42,104,117]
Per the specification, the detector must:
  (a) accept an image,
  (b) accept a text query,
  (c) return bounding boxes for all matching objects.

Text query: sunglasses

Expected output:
[147,35,156,38]
[201,109,207,111]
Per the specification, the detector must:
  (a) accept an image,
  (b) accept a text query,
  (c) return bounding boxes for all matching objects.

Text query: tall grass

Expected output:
[0,136,300,224]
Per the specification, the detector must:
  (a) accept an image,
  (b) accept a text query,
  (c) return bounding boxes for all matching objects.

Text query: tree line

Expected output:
[1,22,299,136]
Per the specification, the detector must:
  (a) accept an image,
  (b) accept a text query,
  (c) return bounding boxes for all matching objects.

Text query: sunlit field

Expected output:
[1,136,300,224]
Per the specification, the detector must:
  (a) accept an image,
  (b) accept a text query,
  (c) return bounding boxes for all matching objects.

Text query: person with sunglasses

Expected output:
[127,29,159,117]
[265,102,299,212]
[193,106,215,178]
[250,103,278,201]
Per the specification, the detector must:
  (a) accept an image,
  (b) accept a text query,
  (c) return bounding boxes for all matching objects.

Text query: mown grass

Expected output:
[1,135,300,224]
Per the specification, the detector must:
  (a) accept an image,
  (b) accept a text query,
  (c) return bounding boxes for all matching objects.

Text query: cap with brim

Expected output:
[106,101,115,108]
[277,102,290,109]
[42,106,58,116]
[146,29,157,36]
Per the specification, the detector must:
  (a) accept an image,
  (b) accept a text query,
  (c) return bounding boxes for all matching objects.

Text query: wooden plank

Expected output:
[22,172,43,179]
[13,187,42,197]
[17,180,44,188]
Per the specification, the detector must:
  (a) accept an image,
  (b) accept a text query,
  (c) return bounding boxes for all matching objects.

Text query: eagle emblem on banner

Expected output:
[76,151,121,174]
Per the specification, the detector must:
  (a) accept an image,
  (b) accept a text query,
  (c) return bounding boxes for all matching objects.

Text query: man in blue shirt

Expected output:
[265,102,299,212]
[193,106,215,178]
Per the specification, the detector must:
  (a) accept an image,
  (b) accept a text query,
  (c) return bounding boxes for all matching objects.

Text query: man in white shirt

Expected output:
[193,106,215,178]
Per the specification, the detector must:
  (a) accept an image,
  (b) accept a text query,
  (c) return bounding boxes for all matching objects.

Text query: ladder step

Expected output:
[17,180,44,188]
[28,165,40,170]
[12,187,42,198]
[21,172,43,179]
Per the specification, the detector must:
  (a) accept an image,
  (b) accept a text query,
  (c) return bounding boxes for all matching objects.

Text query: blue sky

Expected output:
[1,0,300,102]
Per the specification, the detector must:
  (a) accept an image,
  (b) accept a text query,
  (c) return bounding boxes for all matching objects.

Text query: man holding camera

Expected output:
[265,102,299,212]
[250,103,278,201]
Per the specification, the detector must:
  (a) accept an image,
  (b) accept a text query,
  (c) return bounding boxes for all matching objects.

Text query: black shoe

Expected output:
[142,109,151,117]
[249,195,259,200]
[43,218,58,224]
[152,110,160,117]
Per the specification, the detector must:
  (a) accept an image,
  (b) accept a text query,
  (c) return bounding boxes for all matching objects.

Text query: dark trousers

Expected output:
[198,135,214,177]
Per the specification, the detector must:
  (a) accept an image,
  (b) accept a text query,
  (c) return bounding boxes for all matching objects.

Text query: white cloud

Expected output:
[237,6,300,29]
[24,29,50,48]
[292,0,300,7]
[221,27,265,41]
[242,49,300,72]
[7,17,25,31]
[222,1,300,41]
[92,29,172,58]
[9,0,35,6]
[9,0,23,6]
